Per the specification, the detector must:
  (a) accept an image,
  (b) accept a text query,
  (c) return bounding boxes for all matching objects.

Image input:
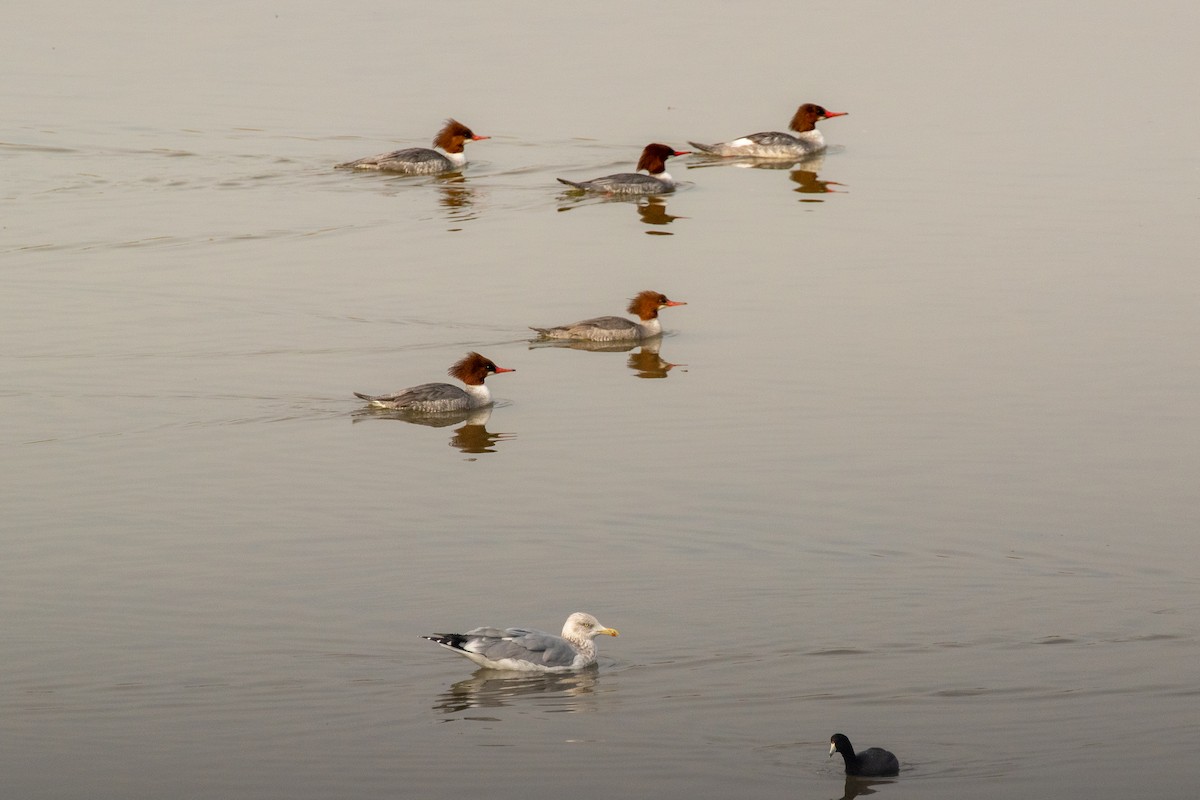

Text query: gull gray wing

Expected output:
[463,626,581,668]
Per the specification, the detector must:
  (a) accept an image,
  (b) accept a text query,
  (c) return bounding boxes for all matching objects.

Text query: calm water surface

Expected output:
[4,2,1199,798]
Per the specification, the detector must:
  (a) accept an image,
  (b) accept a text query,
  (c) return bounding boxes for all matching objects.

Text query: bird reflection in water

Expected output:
[351,406,514,455]
[626,341,681,378]
[790,163,845,199]
[636,197,684,231]
[432,667,602,715]
[687,153,844,200]
[346,172,483,228]
[837,775,895,799]
[557,194,684,234]
[530,337,682,379]
[435,176,481,225]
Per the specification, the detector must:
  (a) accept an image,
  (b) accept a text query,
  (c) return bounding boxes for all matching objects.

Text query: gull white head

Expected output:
[561,612,619,645]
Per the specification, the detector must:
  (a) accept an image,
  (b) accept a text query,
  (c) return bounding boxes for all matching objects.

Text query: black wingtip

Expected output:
[423,633,469,650]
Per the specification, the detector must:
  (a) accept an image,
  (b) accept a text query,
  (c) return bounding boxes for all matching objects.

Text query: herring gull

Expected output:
[422,612,619,672]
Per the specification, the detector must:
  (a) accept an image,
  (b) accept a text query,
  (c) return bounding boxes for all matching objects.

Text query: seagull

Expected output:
[423,612,619,672]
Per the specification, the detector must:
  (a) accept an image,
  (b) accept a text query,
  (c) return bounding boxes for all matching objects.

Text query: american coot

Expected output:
[829,733,900,777]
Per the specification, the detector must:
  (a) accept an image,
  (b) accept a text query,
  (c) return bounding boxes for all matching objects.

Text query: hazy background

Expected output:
[3,2,1199,798]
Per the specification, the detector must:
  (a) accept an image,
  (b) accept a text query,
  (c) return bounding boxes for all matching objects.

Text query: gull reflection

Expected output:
[529,337,682,379]
[351,406,514,454]
[432,667,602,715]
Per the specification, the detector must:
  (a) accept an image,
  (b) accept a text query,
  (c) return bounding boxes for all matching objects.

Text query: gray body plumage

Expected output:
[355,351,507,413]
[336,146,455,174]
[353,381,474,413]
[530,290,682,342]
[557,173,675,195]
[424,612,618,673]
[425,627,589,671]
[689,130,825,159]
[424,623,588,671]
[530,315,644,342]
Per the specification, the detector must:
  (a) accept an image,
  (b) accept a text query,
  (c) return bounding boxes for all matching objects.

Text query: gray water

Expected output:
[4,2,1199,798]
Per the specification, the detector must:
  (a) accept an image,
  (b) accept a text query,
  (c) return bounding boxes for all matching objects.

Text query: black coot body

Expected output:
[829,733,899,777]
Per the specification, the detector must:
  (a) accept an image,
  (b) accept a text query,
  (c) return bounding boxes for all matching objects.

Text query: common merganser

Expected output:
[353,352,514,412]
[423,612,619,672]
[336,118,489,174]
[557,143,691,195]
[530,290,687,341]
[689,103,847,159]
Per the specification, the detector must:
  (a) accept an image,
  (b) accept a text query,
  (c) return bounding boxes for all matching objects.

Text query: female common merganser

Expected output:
[557,143,691,195]
[353,352,514,412]
[531,290,686,341]
[423,612,619,672]
[336,118,489,174]
[689,103,847,159]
